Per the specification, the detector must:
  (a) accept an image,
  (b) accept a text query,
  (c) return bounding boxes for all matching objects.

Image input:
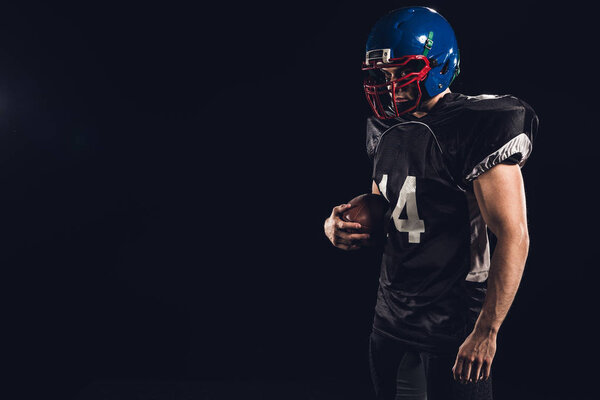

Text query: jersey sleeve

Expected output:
[366,117,385,162]
[459,97,538,185]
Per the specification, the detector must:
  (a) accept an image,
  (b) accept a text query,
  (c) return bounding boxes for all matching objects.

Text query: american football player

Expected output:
[324,7,538,400]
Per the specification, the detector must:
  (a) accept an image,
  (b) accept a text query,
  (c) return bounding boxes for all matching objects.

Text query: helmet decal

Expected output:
[422,31,434,57]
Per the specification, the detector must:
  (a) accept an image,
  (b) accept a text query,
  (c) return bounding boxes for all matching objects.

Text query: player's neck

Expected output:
[411,89,451,118]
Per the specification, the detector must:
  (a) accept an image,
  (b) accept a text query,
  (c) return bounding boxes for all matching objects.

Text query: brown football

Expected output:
[342,193,389,234]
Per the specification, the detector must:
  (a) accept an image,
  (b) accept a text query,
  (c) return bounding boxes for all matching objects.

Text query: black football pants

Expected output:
[368,329,493,400]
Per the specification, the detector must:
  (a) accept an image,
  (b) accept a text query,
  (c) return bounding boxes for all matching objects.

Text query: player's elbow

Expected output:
[513,225,530,255]
[494,221,529,251]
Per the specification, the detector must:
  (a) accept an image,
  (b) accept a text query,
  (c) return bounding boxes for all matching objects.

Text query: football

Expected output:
[342,193,389,234]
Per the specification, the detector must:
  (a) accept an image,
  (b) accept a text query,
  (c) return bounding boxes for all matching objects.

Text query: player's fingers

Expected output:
[346,232,371,241]
[482,362,492,381]
[334,231,368,246]
[335,218,362,232]
[452,358,463,381]
[332,203,353,217]
[332,231,356,247]
[462,359,472,384]
[333,231,371,250]
[472,360,482,383]
[334,240,362,251]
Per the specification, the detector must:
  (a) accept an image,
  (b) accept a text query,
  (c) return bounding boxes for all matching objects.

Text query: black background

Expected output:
[4,0,597,399]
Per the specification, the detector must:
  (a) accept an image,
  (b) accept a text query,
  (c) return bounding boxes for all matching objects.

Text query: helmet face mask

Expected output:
[362,55,431,119]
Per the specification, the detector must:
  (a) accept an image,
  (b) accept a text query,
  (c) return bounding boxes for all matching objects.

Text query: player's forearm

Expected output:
[474,231,529,336]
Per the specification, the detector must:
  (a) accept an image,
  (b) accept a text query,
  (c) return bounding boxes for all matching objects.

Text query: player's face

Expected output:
[380,66,420,103]
[363,58,429,118]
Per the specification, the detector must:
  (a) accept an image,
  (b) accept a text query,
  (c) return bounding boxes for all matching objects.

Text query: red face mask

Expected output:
[362,55,431,119]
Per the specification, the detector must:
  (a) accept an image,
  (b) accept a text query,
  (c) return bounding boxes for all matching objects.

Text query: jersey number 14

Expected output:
[379,174,425,243]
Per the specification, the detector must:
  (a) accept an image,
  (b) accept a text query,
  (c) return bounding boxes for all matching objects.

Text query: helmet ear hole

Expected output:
[440,60,449,75]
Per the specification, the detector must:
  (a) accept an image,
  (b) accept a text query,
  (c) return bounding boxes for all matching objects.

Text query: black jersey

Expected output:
[366,93,538,353]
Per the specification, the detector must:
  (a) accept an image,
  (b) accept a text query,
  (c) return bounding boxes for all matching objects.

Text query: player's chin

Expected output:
[394,99,416,113]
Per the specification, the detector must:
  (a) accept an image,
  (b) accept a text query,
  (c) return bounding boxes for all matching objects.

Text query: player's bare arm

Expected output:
[452,163,529,384]
[324,204,371,251]
[372,180,381,195]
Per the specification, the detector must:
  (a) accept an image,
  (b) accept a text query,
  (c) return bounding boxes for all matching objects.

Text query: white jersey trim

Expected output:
[465,133,532,182]
[465,191,490,282]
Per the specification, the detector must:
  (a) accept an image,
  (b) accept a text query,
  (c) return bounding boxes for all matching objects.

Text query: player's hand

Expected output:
[452,329,497,384]
[324,203,371,251]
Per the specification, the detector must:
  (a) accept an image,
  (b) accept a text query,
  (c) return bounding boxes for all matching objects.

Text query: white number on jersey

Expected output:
[379,174,425,243]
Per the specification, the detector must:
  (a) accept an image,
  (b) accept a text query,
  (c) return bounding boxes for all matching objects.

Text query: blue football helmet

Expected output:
[362,7,460,119]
